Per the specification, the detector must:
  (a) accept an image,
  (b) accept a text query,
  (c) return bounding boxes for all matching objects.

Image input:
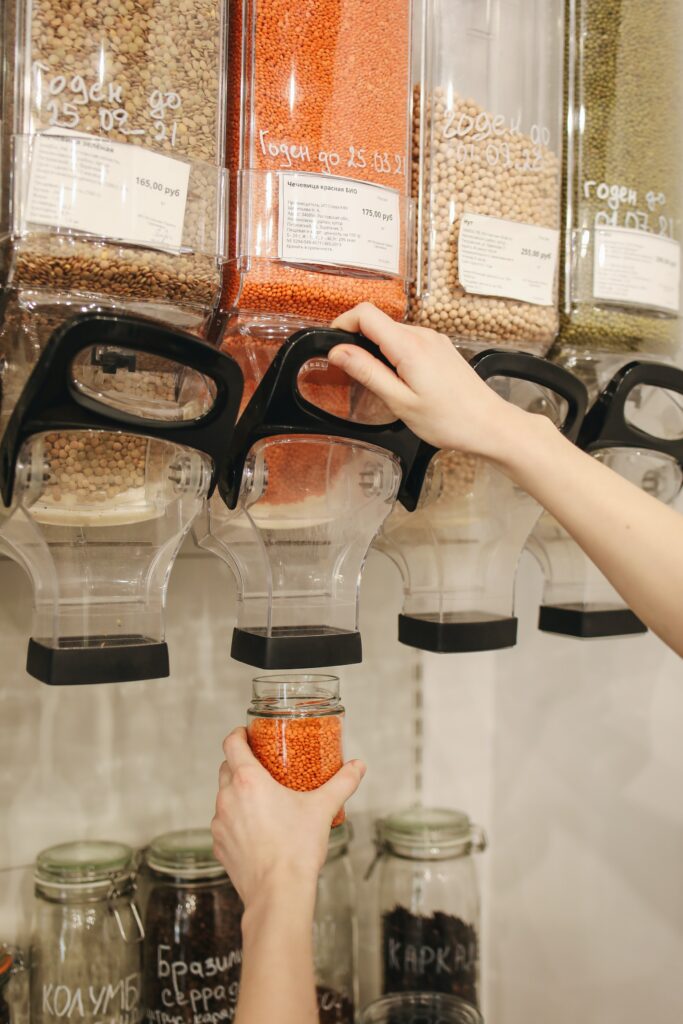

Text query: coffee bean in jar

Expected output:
[554,0,682,359]
[5,0,229,325]
[138,829,243,1024]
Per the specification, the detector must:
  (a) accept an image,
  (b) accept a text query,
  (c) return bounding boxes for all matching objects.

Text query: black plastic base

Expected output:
[27,636,170,685]
[538,605,647,639]
[231,626,362,669]
[398,613,518,653]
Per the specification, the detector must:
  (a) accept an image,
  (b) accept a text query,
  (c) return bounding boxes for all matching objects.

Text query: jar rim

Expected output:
[144,828,228,879]
[250,674,341,715]
[361,992,483,1024]
[375,806,486,858]
[35,840,134,887]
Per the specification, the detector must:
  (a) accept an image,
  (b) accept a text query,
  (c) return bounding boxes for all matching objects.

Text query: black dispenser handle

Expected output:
[220,327,425,510]
[577,361,683,465]
[400,348,589,507]
[0,312,244,507]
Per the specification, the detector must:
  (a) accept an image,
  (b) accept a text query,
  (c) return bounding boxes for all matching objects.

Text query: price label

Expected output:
[24,130,190,251]
[458,212,559,306]
[278,171,400,275]
[593,226,681,314]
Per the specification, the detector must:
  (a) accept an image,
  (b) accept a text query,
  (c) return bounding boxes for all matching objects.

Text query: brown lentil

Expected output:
[248,714,345,827]
[409,89,561,354]
[7,0,227,322]
[553,0,683,359]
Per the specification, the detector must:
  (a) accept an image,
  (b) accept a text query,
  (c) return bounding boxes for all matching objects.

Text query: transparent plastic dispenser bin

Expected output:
[218,0,413,358]
[554,0,682,365]
[0,313,243,684]
[1,0,229,336]
[196,327,424,670]
[377,352,587,653]
[529,361,683,640]
[410,0,564,354]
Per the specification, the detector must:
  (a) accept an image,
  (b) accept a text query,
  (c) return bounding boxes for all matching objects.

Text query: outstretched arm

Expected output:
[329,303,683,657]
[212,728,366,1024]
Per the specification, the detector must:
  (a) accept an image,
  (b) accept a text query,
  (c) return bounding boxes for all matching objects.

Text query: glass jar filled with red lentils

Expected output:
[247,674,346,827]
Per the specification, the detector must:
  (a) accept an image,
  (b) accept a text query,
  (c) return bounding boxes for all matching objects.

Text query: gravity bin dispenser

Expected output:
[196,328,424,670]
[377,352,588,653]
[529,361,683,640]
[0,313,243,685]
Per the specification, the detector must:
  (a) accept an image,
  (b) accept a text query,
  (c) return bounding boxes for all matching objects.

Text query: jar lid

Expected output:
[326,820,353,860]
[361,992,482,1024]
[35,841,134,887]
[375,806,487,859]
[145,829,227,879]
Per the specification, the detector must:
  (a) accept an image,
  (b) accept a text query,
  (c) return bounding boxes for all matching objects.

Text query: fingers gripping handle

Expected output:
[220,327,425,510]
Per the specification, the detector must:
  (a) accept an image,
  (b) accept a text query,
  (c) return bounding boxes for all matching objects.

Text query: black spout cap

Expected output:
[220,326,426,511]
[398,613,518,653]
[27,636,170,685]
[538,605,647,639]
[578,361,683,466]
[231,625,362,669]
[0,312,244,508]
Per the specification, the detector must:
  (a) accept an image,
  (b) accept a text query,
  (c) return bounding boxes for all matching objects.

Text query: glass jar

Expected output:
[555,0,682,363]
[4,0,229,331]
[372,808,486,1009]
[0,947,28,1024]
[314,823,358,1024]
[138,829,243,1024]
[410,0,564,354]
[361,993,483,1024]
[30,841,144,1024]
[221,0,413,369]
[247,675,346,826]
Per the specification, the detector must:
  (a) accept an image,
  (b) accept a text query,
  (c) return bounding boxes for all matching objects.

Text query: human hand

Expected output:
[211,727,366,909]
[328,303,530,461]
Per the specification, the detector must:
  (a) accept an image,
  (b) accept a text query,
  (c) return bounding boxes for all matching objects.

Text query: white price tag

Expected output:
[25,131,190,252]
[593,226,681,314]
[278,171,400,275]
[458,213,559,306]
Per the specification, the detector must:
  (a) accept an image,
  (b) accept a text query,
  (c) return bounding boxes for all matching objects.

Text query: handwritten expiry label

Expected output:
[593,226,681,314]
[24,130,190,251]
[42,973,141,1021]
[278,171,401,275]
[146,945,241,1024]
[458,212,559,306]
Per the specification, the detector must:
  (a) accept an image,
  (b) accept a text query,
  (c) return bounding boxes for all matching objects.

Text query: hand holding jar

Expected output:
[211,725,365,909]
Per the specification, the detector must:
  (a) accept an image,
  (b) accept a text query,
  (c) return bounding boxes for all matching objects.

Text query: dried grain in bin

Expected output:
[221,0,413,379]
[138,829,243,1024]
[553,0,683,365]
[409,0,564,354]
[3,0,229,331]
[247,675,346,826]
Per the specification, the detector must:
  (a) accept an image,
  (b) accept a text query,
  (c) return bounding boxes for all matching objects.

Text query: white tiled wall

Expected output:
[421,553,683,1024]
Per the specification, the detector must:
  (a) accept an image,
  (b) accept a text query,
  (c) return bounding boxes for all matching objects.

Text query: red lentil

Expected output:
[222,0,412,327]
[248,713,346,827]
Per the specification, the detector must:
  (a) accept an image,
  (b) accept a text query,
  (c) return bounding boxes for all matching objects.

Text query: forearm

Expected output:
[494,409,683,656]
[236,879,318,1024]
